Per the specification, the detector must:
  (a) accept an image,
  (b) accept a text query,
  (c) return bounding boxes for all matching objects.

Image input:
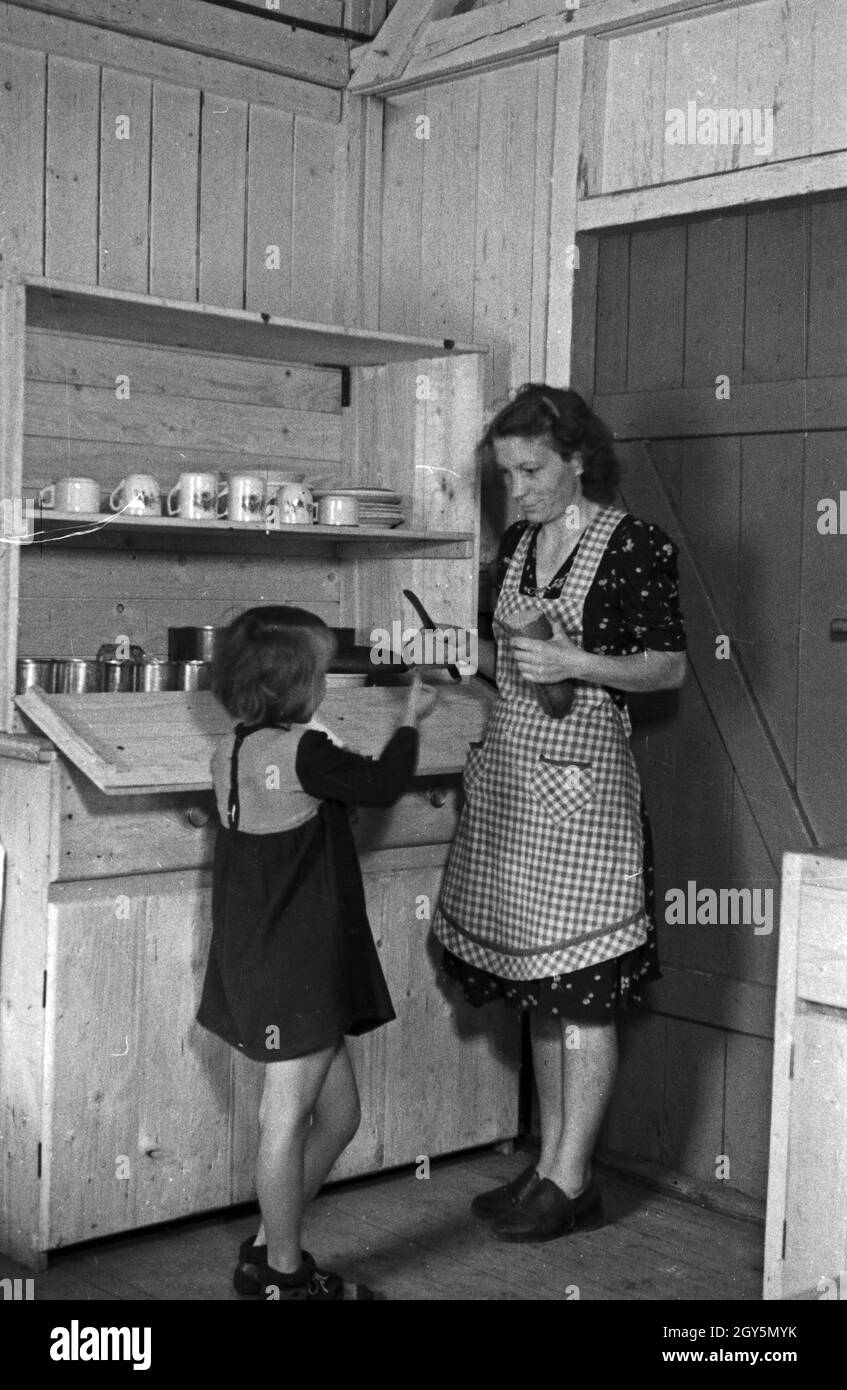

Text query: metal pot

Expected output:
[98,658,138,693]
[168,626,223,662]
[16,657,54,694]
[177,660,212,691]
[53,658,99,694]
[136,658,178,692]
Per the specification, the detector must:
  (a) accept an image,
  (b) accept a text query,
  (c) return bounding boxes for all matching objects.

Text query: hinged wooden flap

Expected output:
[16,683,495,795]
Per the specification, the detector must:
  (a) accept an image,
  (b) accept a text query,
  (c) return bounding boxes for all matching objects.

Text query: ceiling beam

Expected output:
[350,0,767,96]
[348,0,458,93]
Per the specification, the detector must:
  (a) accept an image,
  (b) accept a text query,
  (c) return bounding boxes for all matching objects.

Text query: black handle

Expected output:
[830,620,847,640]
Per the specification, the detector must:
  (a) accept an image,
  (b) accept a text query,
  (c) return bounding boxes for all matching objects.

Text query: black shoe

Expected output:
[233,1234,266,1296]
[490,1177,604,1243]
[261,1250,344,1301]
[470,1163,541,1220]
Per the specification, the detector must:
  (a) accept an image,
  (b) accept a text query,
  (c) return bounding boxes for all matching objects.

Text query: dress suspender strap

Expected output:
[226,719,291,830]
[227,724,250,830]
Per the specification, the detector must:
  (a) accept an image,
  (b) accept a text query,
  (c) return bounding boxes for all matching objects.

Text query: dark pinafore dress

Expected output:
[197,720,396,1061]
[435,507,686,1021]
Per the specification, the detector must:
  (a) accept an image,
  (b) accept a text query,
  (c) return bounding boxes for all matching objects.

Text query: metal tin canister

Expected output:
[136,658,178,692]
[16,657,54,694]
[168,626,222,662]
[98,658,138,693]
[177,660,212,691]
[53,658,100,694]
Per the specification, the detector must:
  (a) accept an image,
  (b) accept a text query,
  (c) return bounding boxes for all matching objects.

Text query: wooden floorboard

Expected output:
[0,1148,762,1301]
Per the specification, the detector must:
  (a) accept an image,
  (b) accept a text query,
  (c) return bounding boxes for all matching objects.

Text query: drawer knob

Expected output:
[187,806,211,828]
[428,786,448,808]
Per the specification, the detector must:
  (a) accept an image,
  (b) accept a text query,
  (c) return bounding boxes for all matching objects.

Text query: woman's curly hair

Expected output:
[478,383,619,503]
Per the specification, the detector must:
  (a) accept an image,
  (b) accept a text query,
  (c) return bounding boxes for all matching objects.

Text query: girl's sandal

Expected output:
[261,1251,344,1301]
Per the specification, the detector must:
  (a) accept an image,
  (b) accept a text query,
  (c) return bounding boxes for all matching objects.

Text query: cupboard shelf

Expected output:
[27,511,475,558]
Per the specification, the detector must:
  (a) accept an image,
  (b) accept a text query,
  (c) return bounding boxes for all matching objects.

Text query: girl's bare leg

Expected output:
[254,1042,360,1254]
[255,1045,336,1273]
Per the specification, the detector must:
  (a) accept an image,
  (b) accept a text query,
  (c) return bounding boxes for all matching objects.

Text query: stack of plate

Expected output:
[314,487,405,529]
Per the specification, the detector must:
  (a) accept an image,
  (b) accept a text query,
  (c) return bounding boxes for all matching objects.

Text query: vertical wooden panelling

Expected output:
[0,277,25,732]
[807,194,847,378]
[606,1014,665,1164]
[601,28,667,194]
[0,44,45,275]
[810,0,847,156]
[683,212,746,387]
[662,1019,727,1184]
[594,231,629,394]
[198,93,248,310]
[735,0,813,169]
[44,55,100,283]
[626,224,686,392]
[149,82,200,302]
[737,433,803,778]
[662,9,740,184]
[797,431,847,845]
[743,203,809,382]
[246,104,294,316]
[291,116,339,323]
[723,1033,772,1202]
[98,69,151,292]
[529,54,556,384]
[473,64,537,403]
[417,81,480,343]
[546,38,585,390]
[379,94,425,336]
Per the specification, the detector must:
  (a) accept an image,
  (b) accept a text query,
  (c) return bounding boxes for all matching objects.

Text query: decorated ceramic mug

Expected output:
[109,474,161,516]
[167,472,219,520]
[220,473,266,523]
[266,482,316,527]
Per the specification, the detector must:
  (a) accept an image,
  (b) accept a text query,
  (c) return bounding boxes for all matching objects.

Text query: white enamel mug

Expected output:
[110,474,161,516]
[167,472,219,520]
[39,476,100,513]
[221,473,265,523]
[318,494,359,527]
[266,482,316,527]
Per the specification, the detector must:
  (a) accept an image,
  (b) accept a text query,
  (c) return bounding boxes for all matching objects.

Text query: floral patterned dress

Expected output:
[440,512,687,1021]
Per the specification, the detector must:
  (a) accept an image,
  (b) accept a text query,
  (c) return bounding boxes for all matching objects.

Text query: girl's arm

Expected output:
[295,726,418,806]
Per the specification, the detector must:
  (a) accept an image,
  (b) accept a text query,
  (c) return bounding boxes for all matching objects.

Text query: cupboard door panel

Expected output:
[135,879,231,1226]
[46,892,144,1247]
[46,875,232,1246]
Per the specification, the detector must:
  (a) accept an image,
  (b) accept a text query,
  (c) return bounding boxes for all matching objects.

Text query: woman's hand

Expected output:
[510,626,587,684]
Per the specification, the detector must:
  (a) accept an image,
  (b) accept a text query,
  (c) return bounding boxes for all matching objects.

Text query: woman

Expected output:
[433,383,687,1243]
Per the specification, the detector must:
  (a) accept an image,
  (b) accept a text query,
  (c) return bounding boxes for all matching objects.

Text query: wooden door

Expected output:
[572,192,847,1202]
[765,852,847,1299]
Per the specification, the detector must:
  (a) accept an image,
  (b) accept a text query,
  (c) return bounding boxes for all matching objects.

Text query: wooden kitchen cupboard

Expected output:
[0,274,520,1268]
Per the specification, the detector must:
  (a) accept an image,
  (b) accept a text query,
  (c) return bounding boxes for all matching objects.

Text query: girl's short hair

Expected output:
[213,606,336,725]
[479,383,619,503]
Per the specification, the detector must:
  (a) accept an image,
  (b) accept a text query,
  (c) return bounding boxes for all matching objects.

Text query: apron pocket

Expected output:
[530,757,595,824]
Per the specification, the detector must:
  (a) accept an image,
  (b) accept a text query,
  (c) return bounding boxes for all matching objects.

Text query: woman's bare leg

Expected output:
[546,1017,618,1197]
[530,1010,565,1178]
[254,1042,360,1251]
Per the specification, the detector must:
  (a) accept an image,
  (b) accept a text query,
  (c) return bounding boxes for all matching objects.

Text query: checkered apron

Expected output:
[433,505,649,980]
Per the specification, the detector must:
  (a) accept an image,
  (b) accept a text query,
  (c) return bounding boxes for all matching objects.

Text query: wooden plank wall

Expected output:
[0,2,344,319]
[567,190,847,1203]
[595,0,841,196]
[0,0,360,661]
[379,60,558,569]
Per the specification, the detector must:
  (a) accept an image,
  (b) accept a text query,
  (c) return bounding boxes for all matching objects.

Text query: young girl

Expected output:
[197,605,424,1300]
